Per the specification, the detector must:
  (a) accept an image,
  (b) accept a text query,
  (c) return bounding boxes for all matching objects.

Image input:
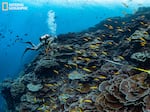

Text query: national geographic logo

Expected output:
[2,2,8,11]
[2,2,28,11]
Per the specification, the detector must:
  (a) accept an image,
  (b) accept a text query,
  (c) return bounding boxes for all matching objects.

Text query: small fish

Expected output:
[108,42,113,45]
[79,66,82,68]
[42,99,45,102]
[90,86,98,89]
[96,43,101,46]
[122,11,127,15]
[98,75,107,79]
[131,19,135,21]
[82,68,91,72]
[122,2,129,8]
[97,37,102,40]
[114,21,118,23]
[33,97,37,102]
[140,15,145,18]
[79,98,84,104]
[53,70,59,74]
[94,78,99,81]
[143,23,148,27]
[77,57,83,60]
[118,56,125,60]
[64,64,69,68]
[69,65,72,69]
[7,44,11,47]
[107,19,112,21]
[128,29,131,32]
[114,71,120,75]
[104,24,108,27]
[70,63,78,68]
[143,31,149,35]
[101,51,108,55]
[15,38,22,42]
[117,28,124,32]
[102,34,106,37]
[66,46,73,50]
[24,33,28,36]
[108,25,113,30]
[91,52,98,57]
[45,84,54,87]
[83,38,89,42]
[37,107,43,111]
[116,26,121,29]
[89,45,99,49]
[140,22,145,25]
[84,58,91,62]
[140,37,147,46]
[75,50,82,54]
[140,37,145,41]
[83,99,92,103]
[12,43,14,46]
[138,3,143,6]
[87,37,92,40]
[16,35,19,37]
[73,57,77,61]
[79,83,83,86]
[52,105,57,109]
[109,34,113,37]
[140,42,146,46]
[91,66,97,68]
[122,22,126,25]
[81,49,86,53]
[54,83,58,86]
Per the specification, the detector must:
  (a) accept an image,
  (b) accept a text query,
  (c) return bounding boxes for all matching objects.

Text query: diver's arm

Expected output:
[35,43,44,50]
[22,41,36,47]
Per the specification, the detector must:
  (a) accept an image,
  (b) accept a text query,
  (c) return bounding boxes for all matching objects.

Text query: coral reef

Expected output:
[131,51,150,62]
[96,72,150,112]
[27,83,43,92]
[0,7,150,112]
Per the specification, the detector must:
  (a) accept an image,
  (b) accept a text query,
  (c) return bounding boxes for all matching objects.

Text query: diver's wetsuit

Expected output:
[22,34,54,56]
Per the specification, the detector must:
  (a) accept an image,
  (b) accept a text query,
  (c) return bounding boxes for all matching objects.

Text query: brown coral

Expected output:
[95,72,150,112]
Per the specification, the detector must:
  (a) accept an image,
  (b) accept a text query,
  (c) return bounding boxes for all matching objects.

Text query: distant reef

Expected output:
[0,7,150,112]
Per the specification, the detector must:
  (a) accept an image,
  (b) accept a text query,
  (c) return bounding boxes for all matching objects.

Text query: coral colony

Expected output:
[0,7,150,112]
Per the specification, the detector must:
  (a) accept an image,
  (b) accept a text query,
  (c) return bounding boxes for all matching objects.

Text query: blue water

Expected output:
[0,2,135,81]
[0,0,143,111]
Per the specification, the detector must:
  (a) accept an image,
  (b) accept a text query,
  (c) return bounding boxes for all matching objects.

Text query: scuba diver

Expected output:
[22,34,54,57]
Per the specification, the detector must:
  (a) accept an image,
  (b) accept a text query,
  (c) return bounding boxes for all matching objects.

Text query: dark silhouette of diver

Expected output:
[22,34,54,58]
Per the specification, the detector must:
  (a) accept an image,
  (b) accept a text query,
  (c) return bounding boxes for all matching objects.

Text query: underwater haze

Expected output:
[0,0,150,112]
[0,0,147,81]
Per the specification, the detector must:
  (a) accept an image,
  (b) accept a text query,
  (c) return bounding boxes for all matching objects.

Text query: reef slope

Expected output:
[0,7,150,112]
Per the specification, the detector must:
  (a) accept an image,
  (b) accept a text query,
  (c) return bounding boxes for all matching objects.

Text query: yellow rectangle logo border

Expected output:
[2,2,9,11]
